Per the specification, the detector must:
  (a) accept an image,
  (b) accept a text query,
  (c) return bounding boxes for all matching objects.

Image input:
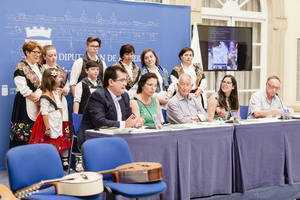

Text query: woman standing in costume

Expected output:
[41,45,72,168]
[140,49,172,106]
[112,44,140,98]
[169,47,207,109]
[10,40,44,148]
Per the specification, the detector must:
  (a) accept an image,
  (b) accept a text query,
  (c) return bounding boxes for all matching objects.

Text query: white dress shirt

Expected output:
[73,78,99,103]
[107,88,125,128]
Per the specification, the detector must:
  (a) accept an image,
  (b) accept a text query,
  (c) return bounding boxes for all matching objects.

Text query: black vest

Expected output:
[78,78,101,114]
[77,52,104,85]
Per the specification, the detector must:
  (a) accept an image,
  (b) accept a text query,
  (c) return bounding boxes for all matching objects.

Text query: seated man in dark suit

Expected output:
[77,65,142,147]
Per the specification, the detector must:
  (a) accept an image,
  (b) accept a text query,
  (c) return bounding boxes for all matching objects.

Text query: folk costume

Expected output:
[43,64,71,149]
[10,59,44,147]
[29,91,64,153]
[113,61,140,98]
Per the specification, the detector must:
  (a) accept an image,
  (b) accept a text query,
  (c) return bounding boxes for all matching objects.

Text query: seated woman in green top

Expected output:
[130,73,162,127]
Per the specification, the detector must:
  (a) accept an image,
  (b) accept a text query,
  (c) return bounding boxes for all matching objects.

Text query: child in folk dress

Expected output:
[30,68,64,155]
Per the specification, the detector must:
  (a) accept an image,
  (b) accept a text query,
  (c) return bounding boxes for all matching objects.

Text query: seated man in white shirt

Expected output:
[70,36,107,97]
[167,73,207,124]
[248,75,284,118]
[73,60,102,114]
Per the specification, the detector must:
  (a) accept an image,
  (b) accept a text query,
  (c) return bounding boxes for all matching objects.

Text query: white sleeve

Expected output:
[168,74,178,94]
[198,78,207,91]
[248,92,261,114]
[102,60,107,72]
[73,82,83,103]
[120,121,125,128]
[40,98,50,115]
[57,98,63,109]
[63,80,70,95]
[70,58,83,86]
[127,83,138,99]
[14,76,32,97]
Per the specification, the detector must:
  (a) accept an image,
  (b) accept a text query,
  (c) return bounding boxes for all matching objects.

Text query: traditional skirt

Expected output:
[29,114,64,154]
[10,92,34,148]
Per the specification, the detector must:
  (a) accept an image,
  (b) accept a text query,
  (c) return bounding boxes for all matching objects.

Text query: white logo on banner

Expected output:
[25,26,52,46]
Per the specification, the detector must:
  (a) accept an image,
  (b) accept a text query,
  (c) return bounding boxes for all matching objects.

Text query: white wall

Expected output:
[283,0,300,109]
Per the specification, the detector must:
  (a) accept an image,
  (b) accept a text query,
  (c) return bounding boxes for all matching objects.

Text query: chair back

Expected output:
[6,144,64,192]
[240,105,249,119]
[82,137,132,179]
[72,113,83,136]
[161,109,167,123]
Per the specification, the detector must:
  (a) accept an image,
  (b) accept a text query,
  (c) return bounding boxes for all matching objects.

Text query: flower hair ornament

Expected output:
[51,70,57,77]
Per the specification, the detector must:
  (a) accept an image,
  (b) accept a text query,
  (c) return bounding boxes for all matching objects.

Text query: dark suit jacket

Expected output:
[77,87,132,147]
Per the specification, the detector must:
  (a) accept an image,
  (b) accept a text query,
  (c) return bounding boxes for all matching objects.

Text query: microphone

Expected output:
[276,93,290,120]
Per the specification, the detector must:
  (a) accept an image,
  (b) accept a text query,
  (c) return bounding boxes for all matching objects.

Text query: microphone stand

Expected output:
[276,93,290,120]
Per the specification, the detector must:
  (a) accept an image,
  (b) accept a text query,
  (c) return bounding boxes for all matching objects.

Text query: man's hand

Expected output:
[125,114,138,128]
[273,109,283,116]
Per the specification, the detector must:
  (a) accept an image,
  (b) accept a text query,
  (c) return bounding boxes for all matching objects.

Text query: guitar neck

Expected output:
[98,166,131,175]
[14,177,74,198]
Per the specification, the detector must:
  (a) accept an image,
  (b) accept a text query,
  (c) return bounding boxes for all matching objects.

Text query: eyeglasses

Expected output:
[89,45,99,49]
[222,81,232,85]
[146,83,158,88]
[267,83,280,90]
[31,50,41,55]
[115,78,128,83]
[178,82,191,87]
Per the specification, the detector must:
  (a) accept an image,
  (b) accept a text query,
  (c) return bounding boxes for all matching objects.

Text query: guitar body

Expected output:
[114,162,162,183]
[14,172,103,198]
[0,184,19,200]
[54,172,103,197]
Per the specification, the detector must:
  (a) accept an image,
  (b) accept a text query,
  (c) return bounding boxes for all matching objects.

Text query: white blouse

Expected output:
[40,91,63,139]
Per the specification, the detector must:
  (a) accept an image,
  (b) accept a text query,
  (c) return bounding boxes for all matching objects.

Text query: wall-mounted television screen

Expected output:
[197,25,252,71]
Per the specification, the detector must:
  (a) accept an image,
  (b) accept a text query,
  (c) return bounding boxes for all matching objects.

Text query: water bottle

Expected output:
[283,109,291,120]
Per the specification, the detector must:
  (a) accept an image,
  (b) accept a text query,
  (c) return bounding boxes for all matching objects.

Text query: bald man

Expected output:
[167,73,207,124]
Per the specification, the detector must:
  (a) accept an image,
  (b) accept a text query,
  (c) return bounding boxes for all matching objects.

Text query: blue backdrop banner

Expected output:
[0,0,190,169]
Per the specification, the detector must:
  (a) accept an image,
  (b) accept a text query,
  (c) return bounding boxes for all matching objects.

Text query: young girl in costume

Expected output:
[29,68,64,154]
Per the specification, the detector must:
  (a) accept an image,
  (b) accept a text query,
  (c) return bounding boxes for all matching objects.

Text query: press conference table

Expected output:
[86,124,234,200]
[233,119,300,192]
[85,119,300,200]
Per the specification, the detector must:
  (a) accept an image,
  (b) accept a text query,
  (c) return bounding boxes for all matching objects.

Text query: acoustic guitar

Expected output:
[14,172,103,198]
[12,162,162,198]
[100,162,162,183]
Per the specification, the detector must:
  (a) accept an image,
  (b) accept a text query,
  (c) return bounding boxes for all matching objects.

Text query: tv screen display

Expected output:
[197,25,252,71]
